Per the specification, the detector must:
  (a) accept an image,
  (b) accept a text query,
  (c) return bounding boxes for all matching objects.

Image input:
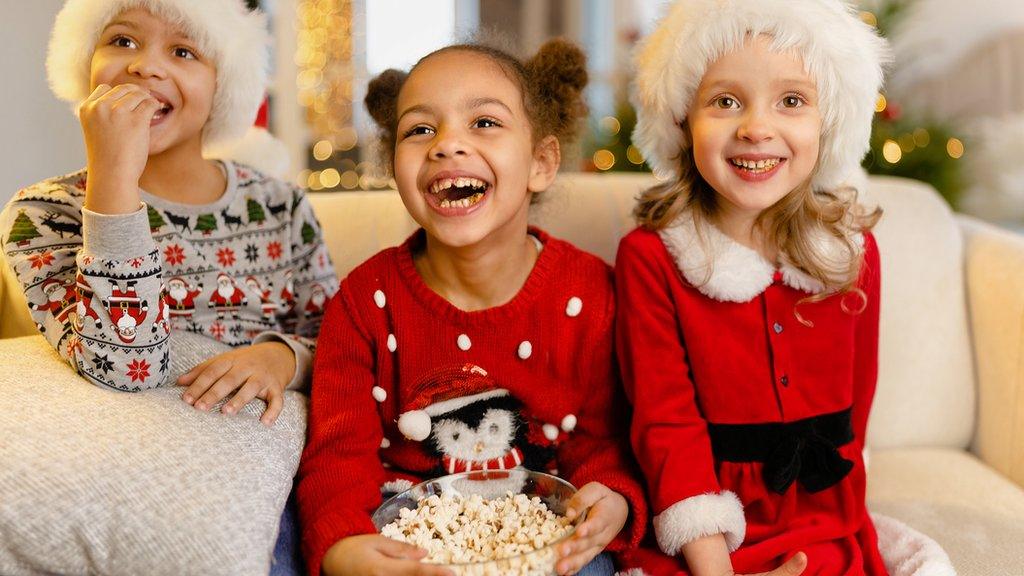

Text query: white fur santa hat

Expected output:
[632,0,892,191]
[46,0,271,157]
[397,364,509,442]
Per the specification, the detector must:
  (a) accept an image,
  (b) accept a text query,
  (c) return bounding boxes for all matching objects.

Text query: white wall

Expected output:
[0,1,85,205]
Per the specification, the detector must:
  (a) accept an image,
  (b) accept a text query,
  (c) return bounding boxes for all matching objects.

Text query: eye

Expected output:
[489,423,500,434]
[782,95,805,108]
[450,431,460,441]
[174,47,198,60]
[402,125,434,139]
[111,35,137,49]
[713,96,739,109]
[473,117,501,129]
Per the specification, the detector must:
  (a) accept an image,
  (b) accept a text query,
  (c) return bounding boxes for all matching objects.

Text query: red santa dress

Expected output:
[615,213,888,576]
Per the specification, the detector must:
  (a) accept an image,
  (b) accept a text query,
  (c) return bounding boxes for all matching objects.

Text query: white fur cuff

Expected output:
[653,491,746,556]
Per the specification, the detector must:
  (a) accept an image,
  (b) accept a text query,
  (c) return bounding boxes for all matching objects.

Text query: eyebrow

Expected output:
[102,20,136,31]
[699,77,817,95]
[101,19,195,43]
[398,96,515,122]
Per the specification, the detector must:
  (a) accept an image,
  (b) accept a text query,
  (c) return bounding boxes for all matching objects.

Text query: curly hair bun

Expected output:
[365,68,408,130]
[526,38,589,143]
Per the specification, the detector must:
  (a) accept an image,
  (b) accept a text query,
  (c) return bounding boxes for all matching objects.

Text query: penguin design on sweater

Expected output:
[396,364,554,483]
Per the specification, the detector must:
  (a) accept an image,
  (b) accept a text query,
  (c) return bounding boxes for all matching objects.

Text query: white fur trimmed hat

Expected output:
[632,0,891,191]
[46,0,270,152]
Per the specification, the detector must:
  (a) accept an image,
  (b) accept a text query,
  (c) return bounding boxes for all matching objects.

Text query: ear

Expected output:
[527,135,561,193]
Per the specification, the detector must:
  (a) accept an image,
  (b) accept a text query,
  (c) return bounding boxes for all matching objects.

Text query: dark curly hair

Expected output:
[364,38,588,174]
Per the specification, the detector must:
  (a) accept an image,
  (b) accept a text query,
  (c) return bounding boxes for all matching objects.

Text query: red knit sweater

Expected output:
[299,228,647,575]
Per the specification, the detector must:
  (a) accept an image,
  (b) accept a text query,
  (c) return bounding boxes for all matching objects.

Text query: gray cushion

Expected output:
[0,335,307,576]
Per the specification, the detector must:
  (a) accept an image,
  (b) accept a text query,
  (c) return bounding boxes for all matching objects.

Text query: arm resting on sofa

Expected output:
[960,216,1024,489]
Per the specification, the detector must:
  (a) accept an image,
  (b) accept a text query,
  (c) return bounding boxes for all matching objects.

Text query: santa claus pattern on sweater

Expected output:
[298,228,648,576]
[0,161,336,392]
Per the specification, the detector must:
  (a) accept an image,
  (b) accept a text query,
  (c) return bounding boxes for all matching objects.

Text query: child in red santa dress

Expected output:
[614,1,955,575]
[0,0,336,422]
[299,39,647,576]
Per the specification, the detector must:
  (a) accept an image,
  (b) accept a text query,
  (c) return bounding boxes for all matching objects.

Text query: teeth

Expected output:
[429,177,488,195]
[439,193,484,209]
[731,158,781,172]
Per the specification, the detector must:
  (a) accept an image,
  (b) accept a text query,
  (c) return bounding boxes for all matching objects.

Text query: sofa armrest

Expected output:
[959,216,1024,488]
[0,250,37,339]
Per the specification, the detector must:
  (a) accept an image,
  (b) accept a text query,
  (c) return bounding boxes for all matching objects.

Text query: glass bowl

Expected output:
[372,469,580,576]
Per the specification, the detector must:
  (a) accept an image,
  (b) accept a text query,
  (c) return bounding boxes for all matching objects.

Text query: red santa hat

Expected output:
[397,364,509,442]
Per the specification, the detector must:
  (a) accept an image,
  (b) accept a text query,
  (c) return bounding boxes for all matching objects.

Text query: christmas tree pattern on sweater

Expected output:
[0,162,337,391]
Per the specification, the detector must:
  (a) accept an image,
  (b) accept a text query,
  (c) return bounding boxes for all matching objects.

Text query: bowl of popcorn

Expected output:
[372,469,580,576]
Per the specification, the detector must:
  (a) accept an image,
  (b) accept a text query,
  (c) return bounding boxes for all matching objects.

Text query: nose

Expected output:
[126,48,168,80]
[736,106,774,143]
[429,127,468,160]
[473,441,484,454]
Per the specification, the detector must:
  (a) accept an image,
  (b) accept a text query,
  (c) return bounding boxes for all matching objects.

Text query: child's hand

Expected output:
[177,341,295,426]
[556,482,629,575]
[79,83,162,214]
[322,534,454,576]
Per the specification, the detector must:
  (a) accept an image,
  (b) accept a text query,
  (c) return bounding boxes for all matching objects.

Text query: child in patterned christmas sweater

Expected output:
[299,40,647,576]
[0,0,335,426]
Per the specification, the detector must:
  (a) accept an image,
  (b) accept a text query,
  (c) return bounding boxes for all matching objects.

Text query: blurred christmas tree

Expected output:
[859,0,966,207]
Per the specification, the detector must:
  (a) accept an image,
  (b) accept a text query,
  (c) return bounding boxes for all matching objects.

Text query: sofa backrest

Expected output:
[307,173,977,450]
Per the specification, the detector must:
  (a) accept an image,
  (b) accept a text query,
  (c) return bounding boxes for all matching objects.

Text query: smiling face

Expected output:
[393,49,559,249]
[687,35,822,223]
[89,8,216,156]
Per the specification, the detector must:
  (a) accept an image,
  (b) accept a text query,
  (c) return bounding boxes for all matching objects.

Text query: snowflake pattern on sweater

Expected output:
[0,161,337,391]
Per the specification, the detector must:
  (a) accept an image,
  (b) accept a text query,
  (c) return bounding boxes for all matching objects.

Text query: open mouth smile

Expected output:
[728,156,786,181]
[426,175,491,212]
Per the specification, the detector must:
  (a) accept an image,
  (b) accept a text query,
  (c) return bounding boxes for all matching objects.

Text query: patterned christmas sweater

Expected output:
[0,161,337,391]
[298,228,648,576]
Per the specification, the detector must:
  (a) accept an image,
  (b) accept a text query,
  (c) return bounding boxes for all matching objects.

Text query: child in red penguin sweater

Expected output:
[299,39,647,576]
[615,1,954,575]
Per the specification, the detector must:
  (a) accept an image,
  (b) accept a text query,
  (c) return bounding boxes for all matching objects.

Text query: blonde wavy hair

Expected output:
[635,131,881,305]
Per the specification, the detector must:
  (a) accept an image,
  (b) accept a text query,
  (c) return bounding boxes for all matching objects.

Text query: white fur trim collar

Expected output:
[659,212,862,303]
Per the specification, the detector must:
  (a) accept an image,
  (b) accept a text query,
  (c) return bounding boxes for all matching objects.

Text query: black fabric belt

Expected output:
[707,407,855,494]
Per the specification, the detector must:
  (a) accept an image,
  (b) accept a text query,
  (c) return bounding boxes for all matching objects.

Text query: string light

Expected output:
[946,138,964,159]
[882,140,902,164]
[627,145,645,165]
[297,0,356,150]
[320,168,341,189]
[593,150,616,171]
[913,128,930,148]
[875,94,887,113]
[600,116,621,135]
[312,140,334,161]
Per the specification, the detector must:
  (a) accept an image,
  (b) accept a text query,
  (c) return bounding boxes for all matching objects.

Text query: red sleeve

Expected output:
[297,281,385,576]
[851,232,881,443]
[615,231,744,555]
[556,266,648,552]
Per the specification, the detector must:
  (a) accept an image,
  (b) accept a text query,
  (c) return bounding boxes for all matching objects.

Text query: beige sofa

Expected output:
[1,172,1022,574]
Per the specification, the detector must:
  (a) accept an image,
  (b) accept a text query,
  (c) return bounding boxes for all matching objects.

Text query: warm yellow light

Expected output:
[600,116,621,135]
[341,170,360,189]
[296,169,311,188]
[898,133,916,153]
[593,150,616,171]
[882,140,902,164]
[913,128,930,148]
[337,127,358,151]
[308,171,324,191]
[320,168,341,189]
[946,138,964,159]
[860,11,878,27]
[875,94,887,113]
[627,145,645,165]
[312,140,333,161]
